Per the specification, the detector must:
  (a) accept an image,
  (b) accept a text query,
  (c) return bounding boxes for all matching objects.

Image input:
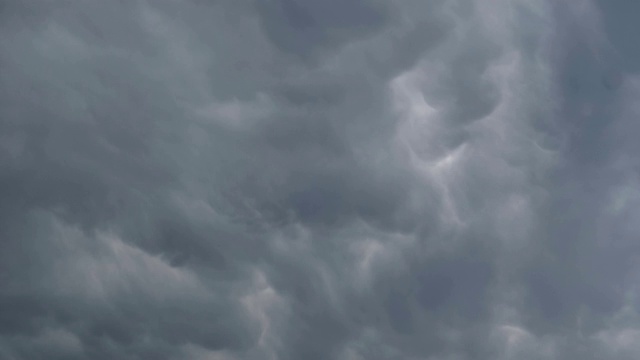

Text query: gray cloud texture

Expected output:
[1,0,639,359]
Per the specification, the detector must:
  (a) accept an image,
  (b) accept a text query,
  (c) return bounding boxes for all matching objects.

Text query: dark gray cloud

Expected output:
[1,0,639,359]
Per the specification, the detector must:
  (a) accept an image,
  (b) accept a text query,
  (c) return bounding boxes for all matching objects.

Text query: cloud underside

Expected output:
[1,0,640,359]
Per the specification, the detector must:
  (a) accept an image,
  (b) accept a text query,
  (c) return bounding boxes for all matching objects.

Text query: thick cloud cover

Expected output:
[1,0,640,359]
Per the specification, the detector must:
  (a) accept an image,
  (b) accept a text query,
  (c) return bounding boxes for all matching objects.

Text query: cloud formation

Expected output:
[1,0,639,359]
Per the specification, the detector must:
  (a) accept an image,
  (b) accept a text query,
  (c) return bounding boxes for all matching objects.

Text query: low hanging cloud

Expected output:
[1,0,639,359]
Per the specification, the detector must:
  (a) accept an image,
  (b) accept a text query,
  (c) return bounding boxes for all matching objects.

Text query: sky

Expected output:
[1,0,640,359]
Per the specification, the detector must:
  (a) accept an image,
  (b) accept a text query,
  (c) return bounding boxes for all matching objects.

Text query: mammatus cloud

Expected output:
[1,0,639,359]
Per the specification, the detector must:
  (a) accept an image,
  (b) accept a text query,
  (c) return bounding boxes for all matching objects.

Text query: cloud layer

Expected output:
[1,0,639,359]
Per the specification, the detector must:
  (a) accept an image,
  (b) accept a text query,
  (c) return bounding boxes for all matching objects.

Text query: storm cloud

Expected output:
[1,0,640,359]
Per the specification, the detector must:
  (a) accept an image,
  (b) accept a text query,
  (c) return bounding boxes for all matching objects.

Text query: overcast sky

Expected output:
[2,1,640,359]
